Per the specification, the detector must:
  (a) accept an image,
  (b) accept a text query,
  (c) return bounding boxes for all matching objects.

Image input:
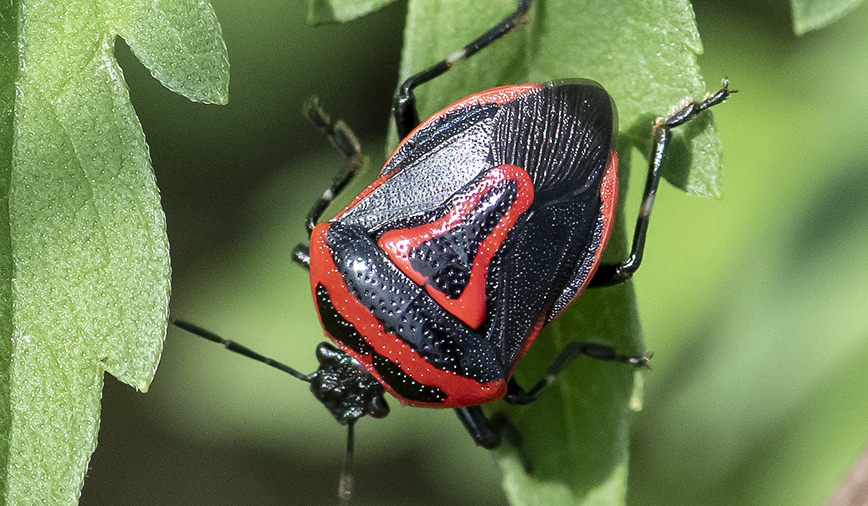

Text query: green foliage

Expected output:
[124,0,866,504]
[0,0,227,504]
[791,0,866,33]
[2,0,862,504]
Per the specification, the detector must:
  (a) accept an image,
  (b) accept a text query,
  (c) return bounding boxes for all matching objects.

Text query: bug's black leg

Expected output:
[454,406,531,471]
[503,342,650,406]
[301,97,366,236]
[460,343,648,472]
[590,79,734,287]
[393,0,530,137]
[455,406,501,449]
[291,98,367,270]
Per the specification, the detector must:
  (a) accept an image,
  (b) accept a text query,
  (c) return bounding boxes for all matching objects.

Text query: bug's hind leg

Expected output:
[454,406,532,472]
[452,343,648,473]
[590,80,734,287]
[502,342,650,406]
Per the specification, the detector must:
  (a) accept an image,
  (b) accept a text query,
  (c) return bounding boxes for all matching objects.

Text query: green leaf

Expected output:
[0,0,228,504]
[791,0,866,34]
[307,0,398,24]
[398,1,722,504]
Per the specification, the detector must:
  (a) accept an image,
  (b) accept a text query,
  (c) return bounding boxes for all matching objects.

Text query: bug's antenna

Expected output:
[339,420,357,506]
[173,320,385,503]
[170,319,313,383]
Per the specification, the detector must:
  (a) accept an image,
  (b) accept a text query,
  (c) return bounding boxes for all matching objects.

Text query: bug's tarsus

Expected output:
[451,341,648,473]
[292,244,311,269]
[304,97,364,161]
[392,0,531,137]
[489,411,532,473]
[525,342,649,400]
[590,79,733,288]
[302,97,366,235]
[664,79,734,128]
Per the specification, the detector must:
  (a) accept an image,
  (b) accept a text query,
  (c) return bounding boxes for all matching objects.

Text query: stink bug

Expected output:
[174,0,732,502]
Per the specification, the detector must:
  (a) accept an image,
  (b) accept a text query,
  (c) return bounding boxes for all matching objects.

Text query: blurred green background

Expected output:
[78,1,868,505]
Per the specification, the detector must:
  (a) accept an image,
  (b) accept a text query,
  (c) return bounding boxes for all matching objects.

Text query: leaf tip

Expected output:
[791,0,865,34]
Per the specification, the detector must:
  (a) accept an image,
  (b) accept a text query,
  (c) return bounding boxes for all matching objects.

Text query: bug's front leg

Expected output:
[292,98,366,270]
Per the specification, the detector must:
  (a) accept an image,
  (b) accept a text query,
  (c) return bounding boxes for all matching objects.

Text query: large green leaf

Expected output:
[0,0,228,504]
[395,1,722,504]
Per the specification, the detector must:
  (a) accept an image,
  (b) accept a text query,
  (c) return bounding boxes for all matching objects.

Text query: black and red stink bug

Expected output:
[306,80,621,411]
[173,0,732,502]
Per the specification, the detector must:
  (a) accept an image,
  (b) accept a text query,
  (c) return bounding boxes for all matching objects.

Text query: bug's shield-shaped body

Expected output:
[309,80,618,408]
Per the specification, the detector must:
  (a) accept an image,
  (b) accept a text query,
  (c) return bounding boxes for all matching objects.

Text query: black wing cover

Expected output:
[486,82,616,370]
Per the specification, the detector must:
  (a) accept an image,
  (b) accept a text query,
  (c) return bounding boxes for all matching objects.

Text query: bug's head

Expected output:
[309,342,390,424]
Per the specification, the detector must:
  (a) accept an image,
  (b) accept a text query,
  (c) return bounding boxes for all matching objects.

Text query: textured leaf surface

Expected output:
[0,0,228,504]
[398,1,721,504]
